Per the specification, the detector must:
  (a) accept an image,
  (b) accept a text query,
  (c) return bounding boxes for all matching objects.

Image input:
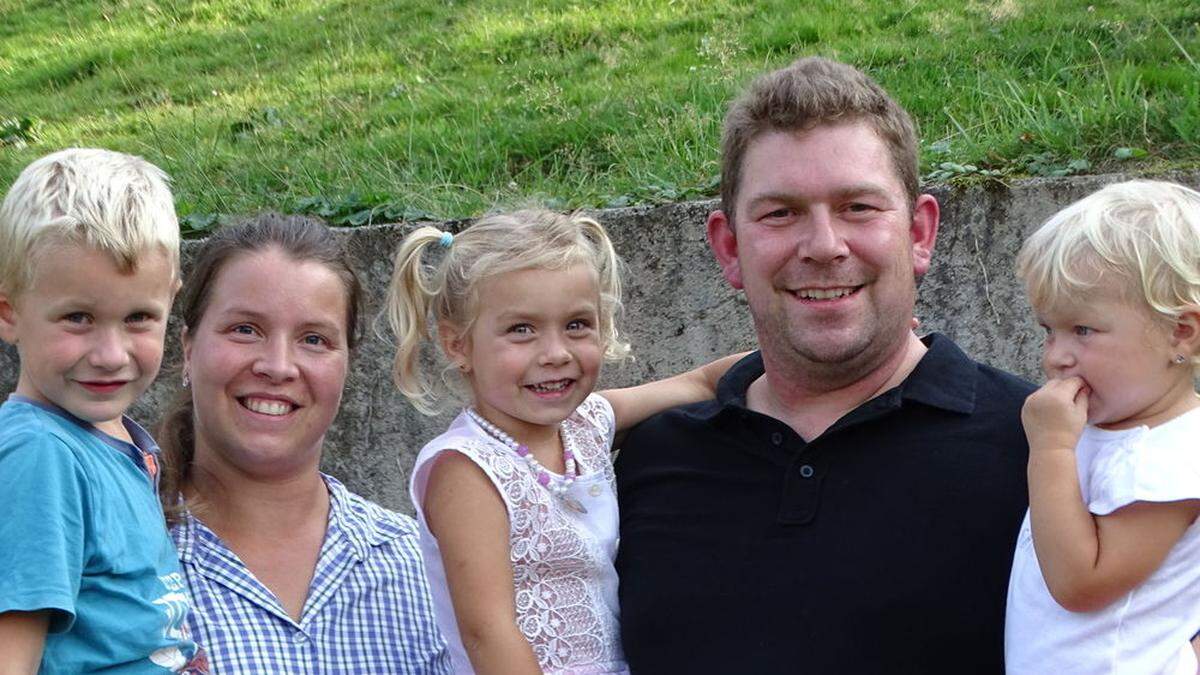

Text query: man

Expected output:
[615,57,1031,673]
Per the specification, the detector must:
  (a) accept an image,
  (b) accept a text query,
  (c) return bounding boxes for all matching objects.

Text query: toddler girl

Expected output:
[388,209,736,674]
[1006,180,1200,674]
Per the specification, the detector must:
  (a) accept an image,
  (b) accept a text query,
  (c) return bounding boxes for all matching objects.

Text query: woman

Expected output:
[158,215,447,673]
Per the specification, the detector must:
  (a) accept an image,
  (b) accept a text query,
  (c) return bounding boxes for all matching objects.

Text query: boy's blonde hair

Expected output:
[0,148,179,296]
[1016,179,1200,325]
[387,209,630,414]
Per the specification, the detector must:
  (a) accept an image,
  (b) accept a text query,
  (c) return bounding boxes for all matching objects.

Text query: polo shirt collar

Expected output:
[711,332,977,418]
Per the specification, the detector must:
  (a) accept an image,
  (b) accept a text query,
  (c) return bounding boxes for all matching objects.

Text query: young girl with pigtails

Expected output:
[387,209,740,674]
[1005,181,1200,674]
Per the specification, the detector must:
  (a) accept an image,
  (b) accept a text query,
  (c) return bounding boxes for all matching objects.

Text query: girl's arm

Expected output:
[423,452,541,675]
[1023,377,1200,612]
[602,351,750,432]
[0,610,48,675]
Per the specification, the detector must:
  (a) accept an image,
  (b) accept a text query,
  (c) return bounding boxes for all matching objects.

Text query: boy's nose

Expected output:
[1041,340,1075,376]
[87,328,130,370]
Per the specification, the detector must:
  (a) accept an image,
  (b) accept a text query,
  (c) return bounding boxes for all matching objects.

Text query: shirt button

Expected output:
[293,632,308,644]
[770,432,783,445]
[799,464,815,478]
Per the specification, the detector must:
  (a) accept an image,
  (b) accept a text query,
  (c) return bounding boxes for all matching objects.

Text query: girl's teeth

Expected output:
[531,380,569,392]
[244,398,291,415]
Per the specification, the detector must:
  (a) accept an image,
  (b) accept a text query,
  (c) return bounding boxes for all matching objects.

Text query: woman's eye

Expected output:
[303,334,329,347]
[231,324,256,336]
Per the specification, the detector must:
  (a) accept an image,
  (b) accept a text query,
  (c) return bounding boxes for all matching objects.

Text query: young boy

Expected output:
[0,149,206,672]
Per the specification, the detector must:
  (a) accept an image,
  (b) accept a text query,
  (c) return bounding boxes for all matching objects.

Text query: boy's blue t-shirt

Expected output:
[0,396,204,673]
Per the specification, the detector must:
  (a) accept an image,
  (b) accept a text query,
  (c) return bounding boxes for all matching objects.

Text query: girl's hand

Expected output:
[1022,377,1089,454]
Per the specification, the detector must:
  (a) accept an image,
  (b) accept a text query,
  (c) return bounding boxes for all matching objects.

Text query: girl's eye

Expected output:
[508,324,534,335]
[566,319,592,332]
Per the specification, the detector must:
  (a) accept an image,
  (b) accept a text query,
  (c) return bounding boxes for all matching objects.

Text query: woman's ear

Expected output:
[439,321,471,374]
[1171,305,1200,356]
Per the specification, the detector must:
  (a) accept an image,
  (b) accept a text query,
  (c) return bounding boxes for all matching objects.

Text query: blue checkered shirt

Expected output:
[172,474,449,674]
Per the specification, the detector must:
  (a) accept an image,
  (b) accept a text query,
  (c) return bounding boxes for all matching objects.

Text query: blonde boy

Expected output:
[0,149,205,673]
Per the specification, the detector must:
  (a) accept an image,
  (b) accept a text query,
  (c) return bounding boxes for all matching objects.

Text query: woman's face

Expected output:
[182,247,350,480]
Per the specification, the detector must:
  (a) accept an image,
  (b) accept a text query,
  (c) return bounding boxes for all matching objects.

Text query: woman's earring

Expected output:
[1173,354,1188,365]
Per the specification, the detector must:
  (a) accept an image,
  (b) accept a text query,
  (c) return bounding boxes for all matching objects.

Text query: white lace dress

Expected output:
[411,395,628,674]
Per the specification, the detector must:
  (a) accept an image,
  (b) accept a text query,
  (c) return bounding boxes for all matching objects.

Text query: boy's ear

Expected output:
[438,321,471,374]
[1171,305,1200,355]
[0,293,18,345]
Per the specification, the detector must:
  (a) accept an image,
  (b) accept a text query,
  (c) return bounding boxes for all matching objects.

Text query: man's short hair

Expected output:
[720,56,920,222]
[0,148,179,296]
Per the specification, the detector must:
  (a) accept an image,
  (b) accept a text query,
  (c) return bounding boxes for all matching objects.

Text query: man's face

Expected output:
[708,121,937,374]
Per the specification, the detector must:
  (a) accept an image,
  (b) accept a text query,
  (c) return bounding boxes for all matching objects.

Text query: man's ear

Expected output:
[0,293,19,345]
[707,209,743,290]
[909,194,940,276]
[438,321,471,374]
[1170,305,1200,357]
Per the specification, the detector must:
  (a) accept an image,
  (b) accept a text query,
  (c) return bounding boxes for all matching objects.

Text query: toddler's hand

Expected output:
[1022,377,1089,453]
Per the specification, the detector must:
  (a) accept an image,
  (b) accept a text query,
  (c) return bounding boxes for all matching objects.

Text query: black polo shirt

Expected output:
[616,334,1032,674]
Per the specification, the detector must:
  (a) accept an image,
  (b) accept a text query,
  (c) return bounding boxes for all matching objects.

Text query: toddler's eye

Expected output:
[126,311,152,324]
[1073,326,1093,336]
[63,312,91,324]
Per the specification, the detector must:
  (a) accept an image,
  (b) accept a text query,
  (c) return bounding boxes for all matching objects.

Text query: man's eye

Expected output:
[763,208,792,220]
[847,202,876,213]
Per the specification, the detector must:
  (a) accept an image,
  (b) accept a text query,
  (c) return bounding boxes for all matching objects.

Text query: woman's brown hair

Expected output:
[158,213,363,525]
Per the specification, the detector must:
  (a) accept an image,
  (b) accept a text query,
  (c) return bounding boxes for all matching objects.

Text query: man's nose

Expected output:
[798,208,849,263]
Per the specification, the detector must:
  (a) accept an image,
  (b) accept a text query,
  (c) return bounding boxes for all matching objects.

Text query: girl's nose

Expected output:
[539,334,572,367]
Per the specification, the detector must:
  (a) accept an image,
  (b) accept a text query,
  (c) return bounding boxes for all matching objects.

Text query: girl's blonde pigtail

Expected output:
[387,226,449,414]
[577,214,630,362]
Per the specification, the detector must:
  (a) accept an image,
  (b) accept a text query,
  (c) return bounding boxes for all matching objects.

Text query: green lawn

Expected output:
[1,0,1197,234]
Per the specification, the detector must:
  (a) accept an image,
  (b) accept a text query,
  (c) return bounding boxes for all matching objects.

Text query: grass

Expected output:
[0,0,1197,235]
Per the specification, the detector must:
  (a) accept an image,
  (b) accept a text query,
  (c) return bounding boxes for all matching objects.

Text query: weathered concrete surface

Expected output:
[3,171,1197,514]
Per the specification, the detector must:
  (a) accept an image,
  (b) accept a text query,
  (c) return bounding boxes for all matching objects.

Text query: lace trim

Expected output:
[457,397,621,670]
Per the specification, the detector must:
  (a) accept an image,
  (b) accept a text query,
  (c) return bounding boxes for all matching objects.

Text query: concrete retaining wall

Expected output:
[3,171,1198,514]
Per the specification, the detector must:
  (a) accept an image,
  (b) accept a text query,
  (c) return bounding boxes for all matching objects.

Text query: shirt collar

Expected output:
[710,332,977,420]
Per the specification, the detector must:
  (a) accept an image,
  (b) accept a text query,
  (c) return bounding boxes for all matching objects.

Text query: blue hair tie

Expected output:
[438,231,454,248]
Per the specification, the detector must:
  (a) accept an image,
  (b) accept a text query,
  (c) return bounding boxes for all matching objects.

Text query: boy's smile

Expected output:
[0,242,175,440]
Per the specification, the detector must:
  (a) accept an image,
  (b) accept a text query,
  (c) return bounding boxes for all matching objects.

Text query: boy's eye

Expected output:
[566,319,592,332]
[62,312,92,324]
[1073,325,1093,336]
[126,311,153,324]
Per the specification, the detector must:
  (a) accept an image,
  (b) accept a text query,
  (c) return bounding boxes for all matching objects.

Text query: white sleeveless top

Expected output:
[410,395,628,674]
[1006,408,1200,674]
